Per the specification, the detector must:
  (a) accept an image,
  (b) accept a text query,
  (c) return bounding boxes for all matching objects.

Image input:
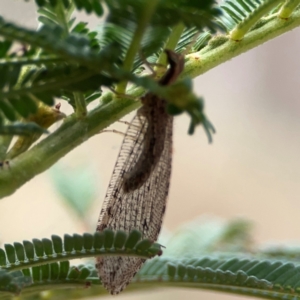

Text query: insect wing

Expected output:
[97,113,148,231]
[96,114,173,294]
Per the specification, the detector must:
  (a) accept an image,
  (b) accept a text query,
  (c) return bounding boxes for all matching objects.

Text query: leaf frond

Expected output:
[134,256,300,299]
[36,0,104,17]
[0,17,124,77]
[7,255,300,299]
[0,230,162,272]
[37,1,75,32]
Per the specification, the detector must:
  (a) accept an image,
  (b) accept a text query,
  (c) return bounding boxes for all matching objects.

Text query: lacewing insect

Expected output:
[96,50,184,294]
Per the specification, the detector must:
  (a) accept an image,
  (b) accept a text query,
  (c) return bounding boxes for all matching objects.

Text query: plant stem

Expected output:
[278,0,300,19]
[230,0,283,40]
[115,0,160,94]
[0,10,299,199]
[157,22,186,66]
[0,135,12,161]
[0,87,143,199]
[184,11,300,78]
[74,92,87,118]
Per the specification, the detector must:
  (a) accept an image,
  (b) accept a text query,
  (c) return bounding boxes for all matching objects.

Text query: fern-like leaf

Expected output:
[37,1,75,30]
[0,230,163,272]
[36,0,104,17]
[7,255,300,299]
[135,256,300,299]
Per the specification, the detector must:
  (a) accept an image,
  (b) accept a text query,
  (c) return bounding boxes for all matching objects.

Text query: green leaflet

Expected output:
[136,256,300,299]
[0,230,162,297]
[0,230,163,272]
[2,226,300,299]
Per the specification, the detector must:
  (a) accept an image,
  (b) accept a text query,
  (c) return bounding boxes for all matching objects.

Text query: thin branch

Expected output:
[0,11,299,199]
[157,22,186,66]
[184,10,300,78]
[115,0,160,94]
[74,92,87,118]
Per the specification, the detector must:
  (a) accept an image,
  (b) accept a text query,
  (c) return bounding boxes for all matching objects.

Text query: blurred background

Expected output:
[1,1,300,299]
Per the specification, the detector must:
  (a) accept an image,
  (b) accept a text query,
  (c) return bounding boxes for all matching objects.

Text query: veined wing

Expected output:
[96,113,173,294]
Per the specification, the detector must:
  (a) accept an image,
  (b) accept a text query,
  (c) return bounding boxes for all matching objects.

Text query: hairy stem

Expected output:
[230,0,283,41]
[0,10,299,199]
[278,0,300,19]
[74,92,87,118]
[157,22,186,66]
[185,10,300,78]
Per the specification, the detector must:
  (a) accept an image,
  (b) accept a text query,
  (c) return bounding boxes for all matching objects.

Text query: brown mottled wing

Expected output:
[96,112,173,294]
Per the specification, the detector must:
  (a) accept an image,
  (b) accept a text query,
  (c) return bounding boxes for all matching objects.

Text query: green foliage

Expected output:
[0,0,221,134]
[219,0,296,40]
[278,0,300,19]
[1,0,300,298]
[2,221,300,299]
[0,0,226,188]
[36,0,104,16]
[0,230,162,272]
[0,41,39,124]
[0,230,162,298]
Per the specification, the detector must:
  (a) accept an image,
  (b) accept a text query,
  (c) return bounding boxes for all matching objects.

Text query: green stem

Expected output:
[0,135,12,161]
[230,0,283,41]
[157,22,186,66]
[0,87,143,199]
[184,10,300,78]
[74,92,87,118]
[4,274,298,299]
[0,10,299,199]
[278,0,300,19]
[115,0,160,94]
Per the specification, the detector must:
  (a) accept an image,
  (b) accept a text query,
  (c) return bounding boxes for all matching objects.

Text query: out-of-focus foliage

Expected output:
[1,217,300,299]
[50,164,98,224]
